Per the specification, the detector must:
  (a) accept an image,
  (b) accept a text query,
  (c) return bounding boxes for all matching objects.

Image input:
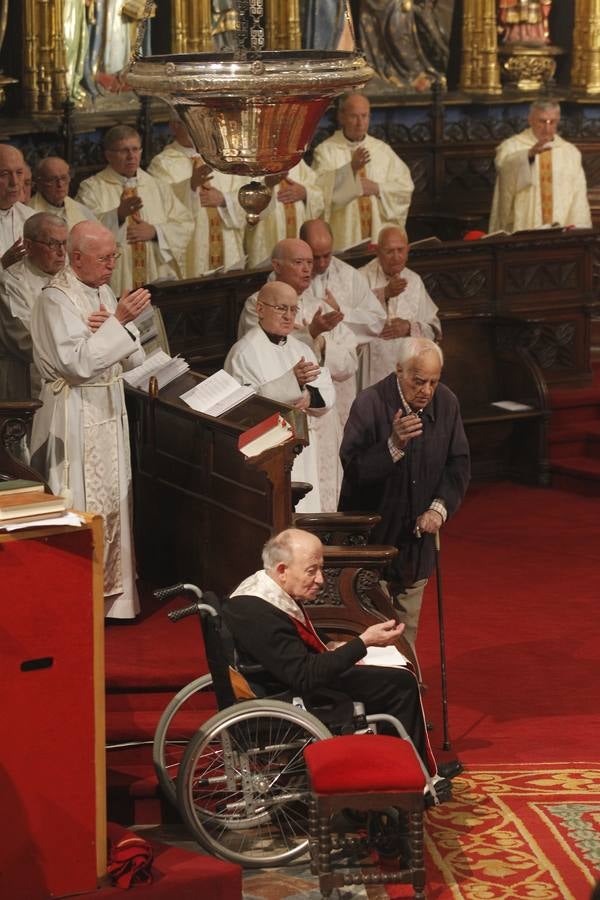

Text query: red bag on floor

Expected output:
[107,832,154,889]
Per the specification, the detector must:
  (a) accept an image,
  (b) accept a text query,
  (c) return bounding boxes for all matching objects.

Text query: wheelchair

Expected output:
[152,582,438,868]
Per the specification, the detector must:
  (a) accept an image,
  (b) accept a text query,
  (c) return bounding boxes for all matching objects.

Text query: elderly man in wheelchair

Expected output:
[158,527,452,870]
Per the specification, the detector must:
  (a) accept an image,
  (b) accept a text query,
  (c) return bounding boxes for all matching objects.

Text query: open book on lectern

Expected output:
[180,369,256,417]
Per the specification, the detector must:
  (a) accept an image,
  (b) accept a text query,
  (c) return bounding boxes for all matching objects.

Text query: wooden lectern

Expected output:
[0,514,106,899]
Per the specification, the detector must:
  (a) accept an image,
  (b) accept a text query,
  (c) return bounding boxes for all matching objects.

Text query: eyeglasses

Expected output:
[31,238,67,251]
[108,146,142,155]
[97,252,122,264]
[260,302,299,315]
[39,175,70,185]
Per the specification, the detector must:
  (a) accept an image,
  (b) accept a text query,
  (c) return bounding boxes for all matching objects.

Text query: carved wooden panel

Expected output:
[503,260,580,297]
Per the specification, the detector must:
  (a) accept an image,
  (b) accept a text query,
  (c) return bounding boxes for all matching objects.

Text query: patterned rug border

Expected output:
[422,765,600,900]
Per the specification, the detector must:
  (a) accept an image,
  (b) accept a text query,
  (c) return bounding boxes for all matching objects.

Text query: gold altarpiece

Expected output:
[16,0,600,112]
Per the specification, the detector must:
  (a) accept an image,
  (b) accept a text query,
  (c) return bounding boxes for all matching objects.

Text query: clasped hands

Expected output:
[118,191,156,242]
[87,287,152,332]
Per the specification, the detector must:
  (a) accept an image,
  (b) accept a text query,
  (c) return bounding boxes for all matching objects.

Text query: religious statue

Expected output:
[498,0,552,45]
[63,0,153,104]
[359,0,450,92]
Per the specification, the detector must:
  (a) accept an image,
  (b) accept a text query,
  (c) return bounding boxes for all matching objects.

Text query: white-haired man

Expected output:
[489,99,592,233]
[76,125,193,294]
[311,93,414,251]
[339,338,470,661]
[0,212,67,401]
[359,226,441,388]
[0,144,34,270]
[148,118,247,277]
[225,527,447,789]
[30,221,151,619]
[225,280,335,513]
[29,157,97,228]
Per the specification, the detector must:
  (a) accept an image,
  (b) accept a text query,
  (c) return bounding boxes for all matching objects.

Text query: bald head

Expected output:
[271,238,313,294]
[256,281,299,337]
[396,338,443,412]
[262,528,324,601]
[377,226,409,277]
[23,213,68,275]
[338,92,370,142]
[0,144,26,210]
[299,219,333,276]
[68,221,119,288]
[34,157,71,206]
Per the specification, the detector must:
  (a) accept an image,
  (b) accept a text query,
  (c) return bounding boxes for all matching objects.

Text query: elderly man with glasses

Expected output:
[0,211,67,401]
[30,221,151,620]
[225,280,335,513]
[29,157,98,228]
[76,125,193,295]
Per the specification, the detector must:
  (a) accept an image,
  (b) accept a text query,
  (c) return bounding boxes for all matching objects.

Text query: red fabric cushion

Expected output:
[304,735,426,794]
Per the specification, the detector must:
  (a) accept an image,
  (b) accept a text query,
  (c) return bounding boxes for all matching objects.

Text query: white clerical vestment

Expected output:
[245,161,325,269]
[224,326,336,513]
[30,266,146,619]
[147,141,247,277]
[489,129,592,233]
[237,257,385,344]
[0,202,35,261]
[29,193,98,228]
[311,131,414,251]
[76,166,194,295]
[359,259,441,388]
[0,258,50,399]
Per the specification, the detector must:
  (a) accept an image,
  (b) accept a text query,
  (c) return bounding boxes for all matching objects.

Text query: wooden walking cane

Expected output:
[434,529,452,752]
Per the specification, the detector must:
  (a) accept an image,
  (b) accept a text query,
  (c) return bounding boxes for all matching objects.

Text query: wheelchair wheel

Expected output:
[153,674,215,805]
[176,699,331,867]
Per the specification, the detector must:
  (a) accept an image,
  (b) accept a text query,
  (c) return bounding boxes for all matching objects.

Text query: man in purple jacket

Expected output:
[339,337,470,664]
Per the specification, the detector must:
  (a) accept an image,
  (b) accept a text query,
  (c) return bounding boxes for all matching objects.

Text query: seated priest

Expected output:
[339,338,470,667]
[359,226,441,389]
[224,527,452,797]
[225,281,336,514]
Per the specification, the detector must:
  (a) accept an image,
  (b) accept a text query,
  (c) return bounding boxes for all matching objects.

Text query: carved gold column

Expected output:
[460,0,501,94]
[265,0,301,49]
[22,0,40,112]
[171,0,211,53]
[571,0,600,93]
[50,0,68,109]
[21,0,67,112]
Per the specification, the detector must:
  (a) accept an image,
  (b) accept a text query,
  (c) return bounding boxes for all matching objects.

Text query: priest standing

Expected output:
[30,221,151,620]
[148,118,247,277]
[489,99,592,233]
[225,281,336,513]
[0,143,34,270]
[76,125,193,294]
[311,93,414,251]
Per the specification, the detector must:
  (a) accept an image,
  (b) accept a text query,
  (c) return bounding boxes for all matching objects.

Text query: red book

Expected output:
[238,413,295,458]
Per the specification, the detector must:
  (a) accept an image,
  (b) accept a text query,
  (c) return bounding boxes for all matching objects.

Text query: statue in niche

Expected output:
[212,1,239,51]
[358,0,451,92]
[63,0,153,104]
[498,0,552,45]
[301,1,355,51]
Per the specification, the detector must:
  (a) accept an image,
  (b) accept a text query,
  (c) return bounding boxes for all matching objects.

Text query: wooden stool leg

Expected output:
[308,793,319,876]
[318,806,334,898]
[409,808,426,900]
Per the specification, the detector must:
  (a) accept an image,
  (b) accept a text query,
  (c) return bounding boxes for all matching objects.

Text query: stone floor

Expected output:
[134,824,388,899]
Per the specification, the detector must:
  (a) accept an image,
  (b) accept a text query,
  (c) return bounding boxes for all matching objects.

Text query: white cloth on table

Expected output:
[30,265,146,618]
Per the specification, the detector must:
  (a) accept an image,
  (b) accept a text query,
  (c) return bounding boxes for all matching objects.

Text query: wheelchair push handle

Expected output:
[153,582,204,602]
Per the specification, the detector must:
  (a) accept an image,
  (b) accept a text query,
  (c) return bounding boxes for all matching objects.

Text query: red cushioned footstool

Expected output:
[303,734,426,899]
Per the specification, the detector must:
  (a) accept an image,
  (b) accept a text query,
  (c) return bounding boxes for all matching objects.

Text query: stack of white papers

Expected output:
[181,369,256,417]
[357,645,409,668]
[491,400,533,412]
[122,349,190,391]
